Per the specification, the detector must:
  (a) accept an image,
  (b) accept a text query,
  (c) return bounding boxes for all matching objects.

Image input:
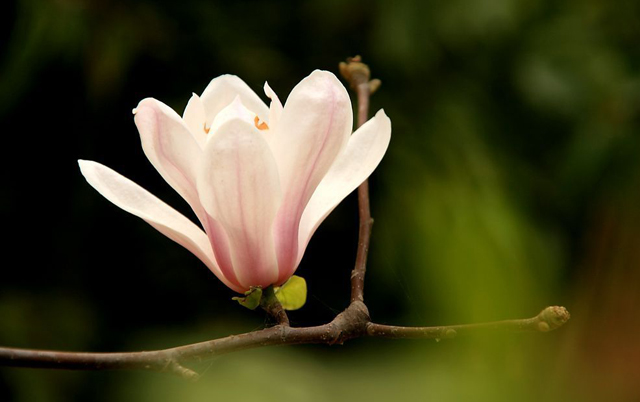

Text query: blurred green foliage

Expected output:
[1,0,640,401]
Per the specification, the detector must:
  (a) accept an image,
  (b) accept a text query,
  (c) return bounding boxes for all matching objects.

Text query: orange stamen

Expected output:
[254,116,269,131]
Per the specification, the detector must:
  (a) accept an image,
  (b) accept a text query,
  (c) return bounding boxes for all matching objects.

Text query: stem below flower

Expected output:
[260,286,290,326]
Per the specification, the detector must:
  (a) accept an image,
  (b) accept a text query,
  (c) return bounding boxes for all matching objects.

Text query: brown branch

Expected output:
[339,55,379,304]
[0,302,370,380]
[0,304,569,380]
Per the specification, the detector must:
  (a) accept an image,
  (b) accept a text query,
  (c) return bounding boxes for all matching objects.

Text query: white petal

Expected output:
[296,110,391,267]
[200,75,269,126]
[182,93,207,148]
[197,117,281,289]
[270,70,353,277]
[207,96,255,143]
[134,98,204,217]
[263,81,283,131]
[78,160,244,293]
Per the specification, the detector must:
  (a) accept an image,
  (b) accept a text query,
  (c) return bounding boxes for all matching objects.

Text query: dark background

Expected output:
[1,0,640,400]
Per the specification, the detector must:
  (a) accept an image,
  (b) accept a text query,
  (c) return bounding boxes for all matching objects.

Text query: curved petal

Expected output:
[295,109,391,270]
[271,70,353,277]
[200,75,269,128]
[134,98,204,217]
[78,160,244,293]
[197,118,281,289]
[207,96,255,143]
[182,93,207,148]
[264,81,283,131]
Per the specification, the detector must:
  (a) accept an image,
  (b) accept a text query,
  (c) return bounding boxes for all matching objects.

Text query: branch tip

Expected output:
[339,55,380,91]
[537,306,570,331]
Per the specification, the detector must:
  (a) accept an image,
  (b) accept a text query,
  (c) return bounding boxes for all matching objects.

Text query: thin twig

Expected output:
[366,306,571,339]
[339,55,377,304]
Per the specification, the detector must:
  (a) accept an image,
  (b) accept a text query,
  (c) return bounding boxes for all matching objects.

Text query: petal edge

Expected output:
[295,109,391,267]
[78,159,243,292]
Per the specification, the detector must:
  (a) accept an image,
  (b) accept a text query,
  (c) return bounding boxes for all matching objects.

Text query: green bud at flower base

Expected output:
[232,275,307,311]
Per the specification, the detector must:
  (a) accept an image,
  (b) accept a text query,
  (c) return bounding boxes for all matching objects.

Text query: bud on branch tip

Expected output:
[339,55,382,93]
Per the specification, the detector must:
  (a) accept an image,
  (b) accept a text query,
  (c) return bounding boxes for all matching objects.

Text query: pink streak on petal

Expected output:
[197,117,281,290]
[273,75,342,283]
[273,103,335,283]
[202,213,242,290]
[135,99,204,221]
[222,144,279,288]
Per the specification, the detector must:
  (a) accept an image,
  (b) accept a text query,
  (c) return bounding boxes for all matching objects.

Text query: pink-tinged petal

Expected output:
[271,70,353,278]
[78,160,244,293]
[201,212,241,290]
[294,110,391,271]
[263,81,283,131]
[182,93,207,148]
[197,118,281,290]
[200,75,269,127]
[134,98,204,217]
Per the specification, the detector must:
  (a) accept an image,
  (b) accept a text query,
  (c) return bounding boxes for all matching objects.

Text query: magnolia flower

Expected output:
[79,70,391,293]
